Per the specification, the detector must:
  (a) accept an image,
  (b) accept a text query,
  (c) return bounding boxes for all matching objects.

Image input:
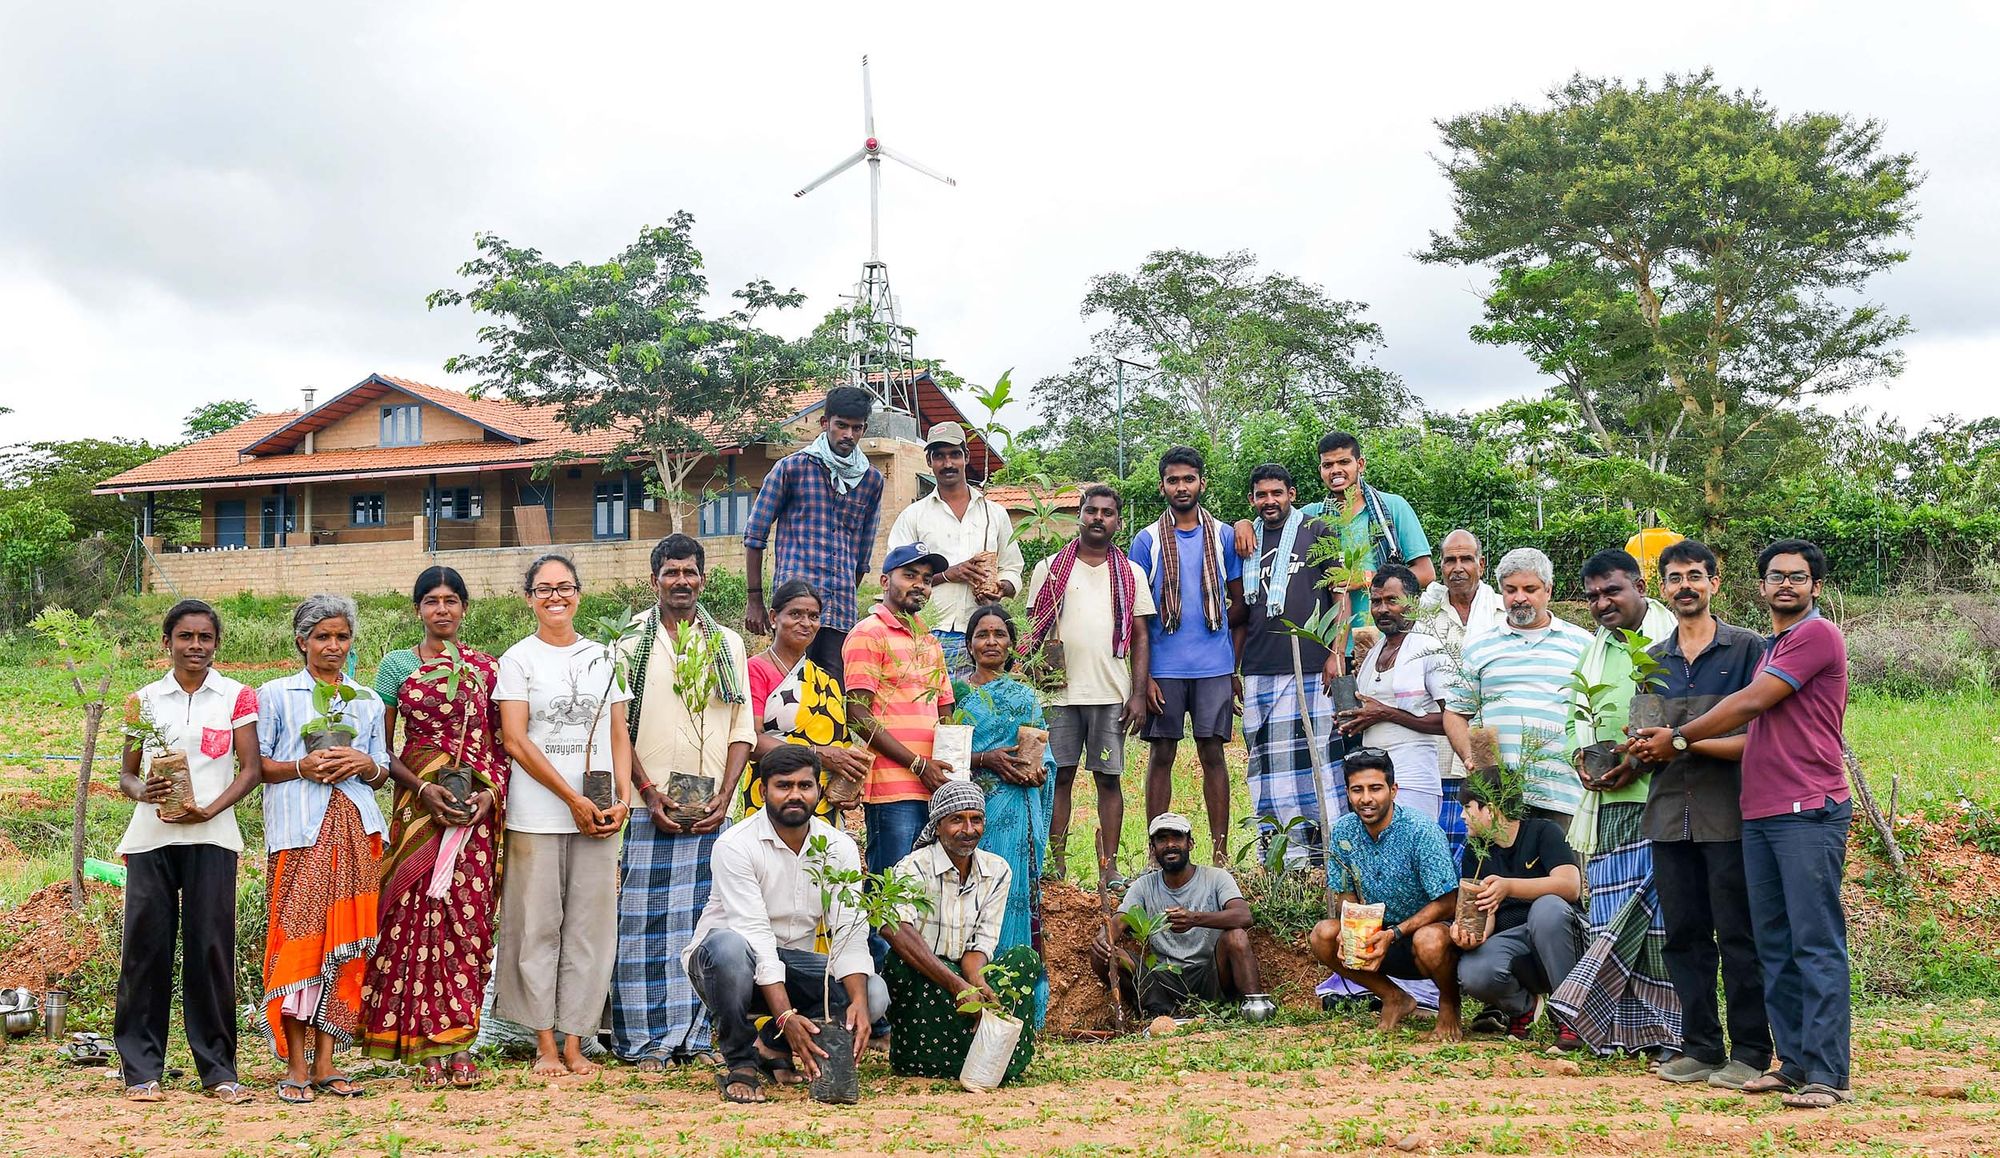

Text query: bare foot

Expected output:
[1429,1016,1464,1043]
[1376,989,1418,1034]
[530,1053,568,1078]
[563,1052,600,1076]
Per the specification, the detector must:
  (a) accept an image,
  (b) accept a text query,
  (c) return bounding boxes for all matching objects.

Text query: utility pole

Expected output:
[1112,356,1155,480]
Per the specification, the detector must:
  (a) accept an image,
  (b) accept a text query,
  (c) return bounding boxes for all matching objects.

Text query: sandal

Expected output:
[449,1053,480,1088]
[415,1058,447,1089]
[124,1080,164,1103]
[313,1073,366,1098]
[1743,1072,1803,1095]
[204,1081,254,1105]
[717,1067,765,1104]
[1781,1082,1853,1109]
[756,1050,806,1086]
[634,1057,667,1074]
[277,1079,314,1105]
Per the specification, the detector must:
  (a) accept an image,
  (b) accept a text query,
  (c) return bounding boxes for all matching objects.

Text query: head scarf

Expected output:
[912,779,987,850]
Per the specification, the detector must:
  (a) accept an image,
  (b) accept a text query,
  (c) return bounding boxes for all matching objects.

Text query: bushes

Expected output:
[1836,590,2000,697]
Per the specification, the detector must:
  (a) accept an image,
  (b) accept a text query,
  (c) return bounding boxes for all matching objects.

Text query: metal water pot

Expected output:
[1239,993,1278,1022]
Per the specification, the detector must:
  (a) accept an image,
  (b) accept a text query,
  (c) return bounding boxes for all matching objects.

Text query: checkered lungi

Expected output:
[1242,674,1345,863]
[1438,778,1468,866]
[1549,801,1682,1055]
[610,818,722,1061]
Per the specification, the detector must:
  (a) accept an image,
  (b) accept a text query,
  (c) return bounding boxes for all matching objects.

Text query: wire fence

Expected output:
[0,532,144,632]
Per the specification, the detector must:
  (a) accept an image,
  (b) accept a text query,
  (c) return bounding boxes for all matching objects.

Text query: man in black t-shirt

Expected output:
[1453,765,1585,1038]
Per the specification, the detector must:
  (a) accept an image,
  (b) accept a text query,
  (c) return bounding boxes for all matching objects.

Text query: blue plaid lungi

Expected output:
[1549,801,1682,1055]
[1438,778,1468,866]
[1243,674,1345,864]
[611,816,723,1060]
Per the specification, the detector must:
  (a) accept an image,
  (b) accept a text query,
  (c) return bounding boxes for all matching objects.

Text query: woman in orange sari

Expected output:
[361,567,506,1089]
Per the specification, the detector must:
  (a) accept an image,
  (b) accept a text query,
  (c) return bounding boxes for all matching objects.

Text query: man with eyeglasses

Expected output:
[1631,538,1851,1110]
[1627,539,1772,1091]
[888,422,1022,678]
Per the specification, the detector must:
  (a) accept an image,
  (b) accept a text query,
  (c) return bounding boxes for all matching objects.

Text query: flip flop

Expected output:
[124,1080,164,1103]
[449,1054,480,1087]
[717,1068,765,1104]
[415,1058,447,1089]
[204,1082,254,1105]
[756,1051,806,1086]
[634,1057,668,1073]
[1781,1083,1852,1109]
[313,1074,366,1098]
[277,1079,314,1105]
[1743,1072,1803,1095]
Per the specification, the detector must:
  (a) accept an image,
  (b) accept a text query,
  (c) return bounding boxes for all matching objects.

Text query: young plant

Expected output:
[954,960,1032,1017]
[121,699,176,759]
[1119,907,1182,975]
[1234,812,1313,878]
[804,834,935,1024]
[1616,628,1667,693]
[576,609,643,776]
[665,624,726,813]
[299,680,365,747]
[1563,671,1619,737]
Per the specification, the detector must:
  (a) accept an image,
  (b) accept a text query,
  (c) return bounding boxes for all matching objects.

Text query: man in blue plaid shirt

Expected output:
[743,386,885,683]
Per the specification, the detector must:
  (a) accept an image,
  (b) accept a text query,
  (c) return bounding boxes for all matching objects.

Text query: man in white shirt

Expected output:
[686,745,887,1103]
[1417,529,1508,857]
[888,421,1023,677]
[1342,565,1454,821]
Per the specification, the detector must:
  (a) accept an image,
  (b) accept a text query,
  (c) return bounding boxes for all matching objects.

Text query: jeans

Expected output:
[686,930,890,1073]
[1654,838,1772,1068]
[115,845,239,1088]
[1743,797,1851,1089]
[864,800,930,962]
[1457,893,1585,1017]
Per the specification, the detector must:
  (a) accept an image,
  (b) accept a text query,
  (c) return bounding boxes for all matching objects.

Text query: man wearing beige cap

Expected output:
[888,421,1023,677]
[1092,812,1263,1016]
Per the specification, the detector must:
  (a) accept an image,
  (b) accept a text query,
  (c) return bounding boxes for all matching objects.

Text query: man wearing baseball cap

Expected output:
[1091,813,1265,1016]
[844,542,957,894]
[888,421,1023,677]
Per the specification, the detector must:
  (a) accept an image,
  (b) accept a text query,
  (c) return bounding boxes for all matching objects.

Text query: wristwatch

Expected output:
[1387,925,1405,944]
[1669,728,1689,752]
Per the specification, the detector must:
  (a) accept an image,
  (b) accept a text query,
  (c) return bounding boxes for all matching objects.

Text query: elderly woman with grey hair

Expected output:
[256,593,395,1104]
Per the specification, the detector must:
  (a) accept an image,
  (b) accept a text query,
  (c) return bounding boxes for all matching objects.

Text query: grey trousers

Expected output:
[1458,893,1585,1017]
[496,830,620,1038]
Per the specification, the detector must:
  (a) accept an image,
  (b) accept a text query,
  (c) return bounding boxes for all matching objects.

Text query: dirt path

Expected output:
[5,1014,1996,1157]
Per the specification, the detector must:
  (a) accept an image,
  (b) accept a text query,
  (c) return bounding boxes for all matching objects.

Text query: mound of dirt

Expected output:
[0,880,120,990]
[1040,879,1324,1036]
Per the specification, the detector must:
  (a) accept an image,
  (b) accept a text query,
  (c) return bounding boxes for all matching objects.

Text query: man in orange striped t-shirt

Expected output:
[845,542,956,883]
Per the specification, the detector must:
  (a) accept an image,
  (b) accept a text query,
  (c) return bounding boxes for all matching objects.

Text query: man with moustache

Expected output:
[1233,431,1435,644]
[1631,539,1852,1110]
[1415,529,1508,862]
[845,543,958,884]
[1237,464,1342,866]
[612,534,756,1068]
[1306,750,1465,1040]
[1444,548,1593,834]
[882,781,1041,1083]
[1093,813,1263,1016]
[685,745,887,1103]
[744,385,885,684]
[1625,540,1771,1090]
[1131,447,1246,865]
[889,422,1023,678]
[1547,549,1682,1058]
[1027,485,1156,879]
[1341,565,1453,821]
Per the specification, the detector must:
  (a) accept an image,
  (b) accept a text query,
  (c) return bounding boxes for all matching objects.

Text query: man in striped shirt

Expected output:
[1443,548,1593,834]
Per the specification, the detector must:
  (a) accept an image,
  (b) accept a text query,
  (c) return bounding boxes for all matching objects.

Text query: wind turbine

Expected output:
[794,55,956,417]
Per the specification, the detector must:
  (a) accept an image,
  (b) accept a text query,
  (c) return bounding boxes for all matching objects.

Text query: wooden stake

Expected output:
[1843,739,1905,876]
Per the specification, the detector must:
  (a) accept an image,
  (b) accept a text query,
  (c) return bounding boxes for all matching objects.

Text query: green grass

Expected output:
[1844,688,2000,811]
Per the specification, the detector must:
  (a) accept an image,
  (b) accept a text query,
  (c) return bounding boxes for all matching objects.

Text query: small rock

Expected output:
[1918,1085,1970,1100]
[1396,1131,1428,1152]
[1551,1059,1582,1077]
[628,1094,661,1108]
[1148,1015,1179,1037]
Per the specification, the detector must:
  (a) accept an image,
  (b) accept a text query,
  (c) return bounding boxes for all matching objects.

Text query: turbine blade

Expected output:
[794,149,868,198]
[862,55,876,136]
[877,145,957,187]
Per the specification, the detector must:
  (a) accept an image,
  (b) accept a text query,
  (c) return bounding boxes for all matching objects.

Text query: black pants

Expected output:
[808,625,848,687]
[1652,838,1772,1068]
[114,844,240,1087]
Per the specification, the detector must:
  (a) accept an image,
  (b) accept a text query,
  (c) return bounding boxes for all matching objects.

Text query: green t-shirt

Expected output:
[1301,488,1431,631]
[1568,634,1651,805]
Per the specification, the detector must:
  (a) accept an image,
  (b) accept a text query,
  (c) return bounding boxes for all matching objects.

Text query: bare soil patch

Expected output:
[0,881,119,991]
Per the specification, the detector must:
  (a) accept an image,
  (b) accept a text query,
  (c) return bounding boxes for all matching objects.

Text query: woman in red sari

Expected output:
[360,567,507,1089]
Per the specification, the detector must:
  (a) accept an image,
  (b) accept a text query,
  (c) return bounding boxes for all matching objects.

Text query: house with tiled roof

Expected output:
[95,370,999,598]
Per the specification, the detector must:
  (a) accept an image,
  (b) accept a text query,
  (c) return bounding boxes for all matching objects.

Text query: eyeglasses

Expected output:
[1761,571,1813,587]
[530,583,581,599]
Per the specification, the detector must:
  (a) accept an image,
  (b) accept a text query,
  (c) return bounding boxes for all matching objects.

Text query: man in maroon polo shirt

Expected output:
[1631,538,1850,1111]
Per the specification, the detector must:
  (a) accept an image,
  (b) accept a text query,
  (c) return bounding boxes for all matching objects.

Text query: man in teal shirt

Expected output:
[1234,431,1432,641]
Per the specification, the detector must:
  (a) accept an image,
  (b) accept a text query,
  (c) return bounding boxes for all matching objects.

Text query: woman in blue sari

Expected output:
[953,604,1058,1026]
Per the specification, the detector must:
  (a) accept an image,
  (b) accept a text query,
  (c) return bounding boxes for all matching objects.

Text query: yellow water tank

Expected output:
[1626,526,1686,588]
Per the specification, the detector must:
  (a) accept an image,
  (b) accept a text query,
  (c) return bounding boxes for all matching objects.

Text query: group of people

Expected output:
[106,381,1857,1113]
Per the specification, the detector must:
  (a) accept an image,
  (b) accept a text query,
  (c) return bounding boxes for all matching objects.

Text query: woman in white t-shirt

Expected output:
[114,599,263,1105]
[1340,566,1454,820]
[493,553,634,1078]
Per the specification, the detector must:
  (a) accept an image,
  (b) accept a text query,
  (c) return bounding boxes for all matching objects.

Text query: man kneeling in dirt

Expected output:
[1452,764,1584,1039]
[1309,749,1466,1040]
[1092,813,1264,1016]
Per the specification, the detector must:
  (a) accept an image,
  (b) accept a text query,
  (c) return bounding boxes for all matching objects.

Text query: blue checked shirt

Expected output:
[1327,806,1460,926]
[257,669,390,853]
[743,451,885,633]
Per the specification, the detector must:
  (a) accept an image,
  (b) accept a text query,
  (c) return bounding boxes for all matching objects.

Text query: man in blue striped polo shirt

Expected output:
[1443,548,1593,835]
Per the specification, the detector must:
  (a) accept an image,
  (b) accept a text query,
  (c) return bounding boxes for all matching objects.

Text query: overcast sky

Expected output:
[3,1,1995,449]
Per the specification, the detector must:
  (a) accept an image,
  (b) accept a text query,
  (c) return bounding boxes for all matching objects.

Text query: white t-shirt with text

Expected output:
[494,633,632,834]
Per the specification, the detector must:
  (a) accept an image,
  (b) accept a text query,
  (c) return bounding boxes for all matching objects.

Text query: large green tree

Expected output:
[183,399,260,439]
[0,438,180,540]
[430,212,844,532]
[1422,71,1921,538]
[1034,248,1409,460]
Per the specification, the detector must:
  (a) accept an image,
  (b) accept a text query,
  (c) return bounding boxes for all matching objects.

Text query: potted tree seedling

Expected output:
[1619,628,1671,735]
[577,610,642,811]
[1453,762,1528,945]
[953,959,1033,1091]
[409,640,485,810]
[299,681,366,753]
[802,835,934,1104]
[664,625,727,823]
[1564,669,1623,787]
[933,704,976,785]
[123,698,194,822]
